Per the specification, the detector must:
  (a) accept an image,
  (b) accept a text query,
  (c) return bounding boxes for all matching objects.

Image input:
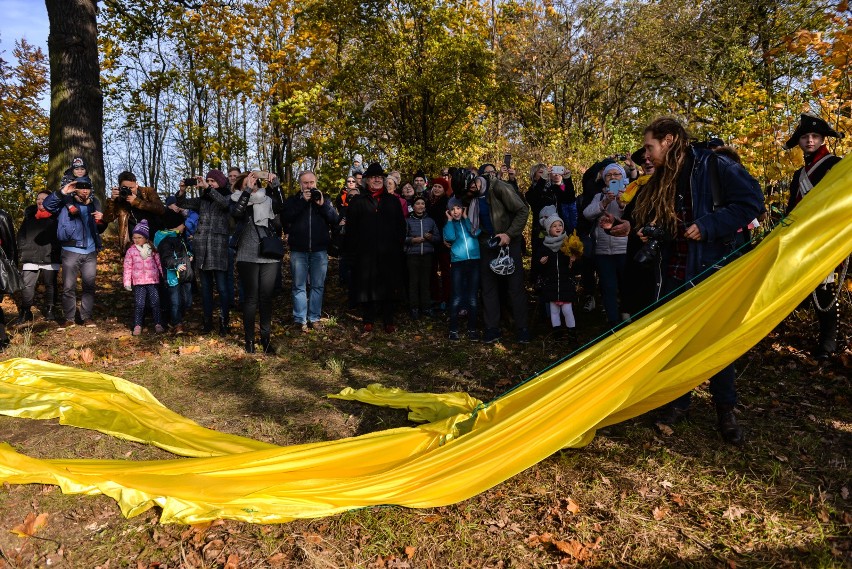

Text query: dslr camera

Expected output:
[310,189,323,203]
[119,185,133,198]
[634,225,668,266]
[182,177,197,187]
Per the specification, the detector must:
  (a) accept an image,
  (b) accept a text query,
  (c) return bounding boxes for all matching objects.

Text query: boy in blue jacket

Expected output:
[443,197,481,340]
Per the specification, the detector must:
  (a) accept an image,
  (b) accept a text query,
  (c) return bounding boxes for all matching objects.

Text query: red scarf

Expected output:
[370,187,384,199]
[35,209,52,220]
[804,144,829,168]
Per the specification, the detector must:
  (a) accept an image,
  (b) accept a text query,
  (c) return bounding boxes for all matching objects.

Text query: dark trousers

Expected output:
[200,269,229,324]
[662,276,736,409]
[407,253,433,310]
[133,284,161,327]
[449,259,479,332]
[21,269,58,312]
[479,239,528,332]
[430,247,451,304]
[61,250,97,321]
[238,261,278,343]
[595,254,626,326]
[812,283,838,354]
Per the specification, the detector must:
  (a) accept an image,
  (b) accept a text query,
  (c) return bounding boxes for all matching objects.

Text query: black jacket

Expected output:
[16,206,60,265]
[0,209,17,264]
[281,191,339,253]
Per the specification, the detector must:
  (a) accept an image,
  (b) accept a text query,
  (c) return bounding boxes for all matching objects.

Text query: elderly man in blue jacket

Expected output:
[608,117,764,445]
[282,171,339,331]
[43,176,107,328]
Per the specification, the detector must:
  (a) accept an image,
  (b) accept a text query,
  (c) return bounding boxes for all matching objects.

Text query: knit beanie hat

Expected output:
[206,169,228,188]
[430,178,449,193]
[71,157,87,170]
[132,219,150,240]
[165,195,178,207]
[543,212,564,234]
[602,163,627,181]
[447,196,463,210]
[161,209,185,231]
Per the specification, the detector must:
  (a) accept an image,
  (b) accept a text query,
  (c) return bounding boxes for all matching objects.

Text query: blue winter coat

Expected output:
[43,190,105,251]
[443,218,481,262]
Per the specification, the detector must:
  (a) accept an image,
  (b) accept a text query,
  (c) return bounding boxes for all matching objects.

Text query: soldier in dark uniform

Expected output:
[784,113,844,360]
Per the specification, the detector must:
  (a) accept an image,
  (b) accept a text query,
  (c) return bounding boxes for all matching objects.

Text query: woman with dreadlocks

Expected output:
[604,117,764,446]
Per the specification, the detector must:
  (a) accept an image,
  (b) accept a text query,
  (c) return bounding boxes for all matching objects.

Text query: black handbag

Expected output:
[0,247,23,294]
[254,222,284,260]
[175,242,194,284]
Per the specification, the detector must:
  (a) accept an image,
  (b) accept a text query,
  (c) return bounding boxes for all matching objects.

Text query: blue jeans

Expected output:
[595,254,626,326]
[166,282,192,326]
[449,259,479,332]
[290,250,329,324]
[199,269,229,323]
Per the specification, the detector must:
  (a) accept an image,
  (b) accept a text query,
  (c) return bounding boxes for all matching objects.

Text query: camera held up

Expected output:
[634,225,668,266]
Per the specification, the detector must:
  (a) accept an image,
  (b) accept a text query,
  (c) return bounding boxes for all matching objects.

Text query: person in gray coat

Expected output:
[176,169,232,334]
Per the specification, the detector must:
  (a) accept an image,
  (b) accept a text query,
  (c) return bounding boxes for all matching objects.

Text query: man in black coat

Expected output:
[0,207,18,350]
[345,163,406,333]
[784,113,845,360]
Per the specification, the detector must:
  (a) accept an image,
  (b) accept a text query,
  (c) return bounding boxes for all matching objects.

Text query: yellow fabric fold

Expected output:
[0,155,850,524]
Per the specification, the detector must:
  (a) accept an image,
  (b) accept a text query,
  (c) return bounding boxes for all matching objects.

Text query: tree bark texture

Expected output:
[45,0,104,200]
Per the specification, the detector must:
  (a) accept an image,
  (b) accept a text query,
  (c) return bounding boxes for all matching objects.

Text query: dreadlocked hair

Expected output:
[633,117,691,236]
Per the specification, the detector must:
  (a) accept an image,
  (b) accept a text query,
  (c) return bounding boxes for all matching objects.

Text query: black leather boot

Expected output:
[219,316,230,337]
[15,308,33,325]
[244,338,256,353]
[716,404,744,446]
[202,318,213,334]
[260,335,275,355]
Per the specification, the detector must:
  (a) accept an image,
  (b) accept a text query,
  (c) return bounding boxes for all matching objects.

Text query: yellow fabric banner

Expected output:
[0,156,850,524]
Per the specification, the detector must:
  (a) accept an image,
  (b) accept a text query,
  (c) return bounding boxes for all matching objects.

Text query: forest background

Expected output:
[0,0,851,220]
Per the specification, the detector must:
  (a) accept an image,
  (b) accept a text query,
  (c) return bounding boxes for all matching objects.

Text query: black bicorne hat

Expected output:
[784,114,841,150]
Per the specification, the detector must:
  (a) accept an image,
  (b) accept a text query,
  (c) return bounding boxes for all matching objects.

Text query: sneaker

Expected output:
[172,324,185,335]
[516,328,531,344]
[57,320,74,329]
[363,322,373,333]
[467,329,480,342]
[384,324,397,334]
[155,324,165,333]
[583,297,596,312]
[448,330,460,341]
[308,320,323,331]
[132,325,142,336]
[483,328,501,344]
[82,319,96,328]
[293,322,309,333]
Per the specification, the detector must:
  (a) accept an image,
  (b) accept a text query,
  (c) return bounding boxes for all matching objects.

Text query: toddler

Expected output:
[536,209,583,341]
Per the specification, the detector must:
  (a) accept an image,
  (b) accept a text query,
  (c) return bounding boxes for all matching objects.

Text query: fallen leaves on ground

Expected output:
[179,345,201,355]
[10,512,49,537]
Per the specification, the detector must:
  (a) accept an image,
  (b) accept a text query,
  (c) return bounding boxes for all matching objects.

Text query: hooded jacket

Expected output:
[443,218,481,262]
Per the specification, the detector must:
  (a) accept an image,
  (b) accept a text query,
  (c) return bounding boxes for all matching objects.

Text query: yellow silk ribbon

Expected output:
[0,156,850,524]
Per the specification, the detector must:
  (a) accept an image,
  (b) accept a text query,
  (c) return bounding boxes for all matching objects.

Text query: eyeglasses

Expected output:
[346,179,356,183]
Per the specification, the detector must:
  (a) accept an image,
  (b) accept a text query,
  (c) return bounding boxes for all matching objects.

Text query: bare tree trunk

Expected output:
[45,0,104,200]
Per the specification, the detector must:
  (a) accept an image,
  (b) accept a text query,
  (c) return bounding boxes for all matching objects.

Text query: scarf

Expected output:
[232,188,274,228]
[542,232,566,252]
[467,176,488,234]
[135,243,152,259]
[35,209,52,220]
[370,187,384,199]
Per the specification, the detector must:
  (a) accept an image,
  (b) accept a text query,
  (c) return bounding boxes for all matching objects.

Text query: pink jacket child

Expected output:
[123,227,163,288]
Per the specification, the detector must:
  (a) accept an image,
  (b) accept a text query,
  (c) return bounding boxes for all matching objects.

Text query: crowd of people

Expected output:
[0,115,846,445]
